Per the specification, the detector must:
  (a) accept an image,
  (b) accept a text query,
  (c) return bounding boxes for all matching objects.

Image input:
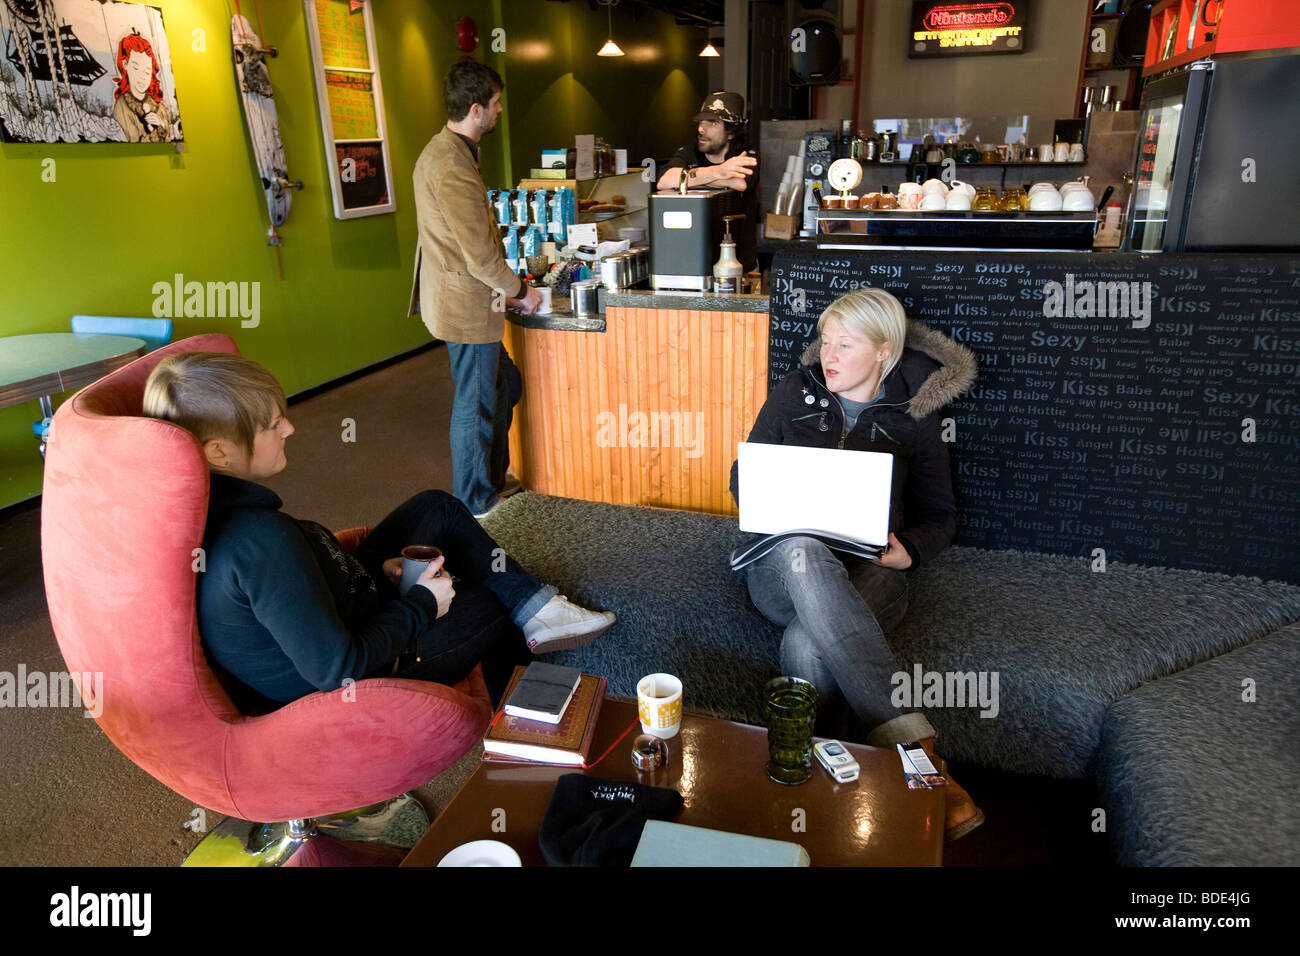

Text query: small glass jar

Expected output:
[973,187,999,211]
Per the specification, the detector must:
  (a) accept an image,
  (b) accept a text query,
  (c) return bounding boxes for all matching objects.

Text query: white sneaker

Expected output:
[522,595,616,654]
[472,496,502,521]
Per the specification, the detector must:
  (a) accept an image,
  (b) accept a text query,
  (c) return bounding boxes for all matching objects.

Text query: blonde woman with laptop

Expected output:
[729,288,982,839]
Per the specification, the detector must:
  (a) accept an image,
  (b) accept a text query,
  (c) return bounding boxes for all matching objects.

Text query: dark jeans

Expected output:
[353,490,554,703]
[445,341,522,514]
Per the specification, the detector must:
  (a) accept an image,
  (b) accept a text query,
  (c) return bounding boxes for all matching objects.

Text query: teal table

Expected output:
[0,333,146,410]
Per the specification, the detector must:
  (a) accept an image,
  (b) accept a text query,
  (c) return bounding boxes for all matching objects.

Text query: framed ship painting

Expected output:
[0,0,183,143]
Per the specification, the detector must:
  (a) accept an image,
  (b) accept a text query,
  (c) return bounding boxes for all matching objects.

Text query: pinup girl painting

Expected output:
[112,29,170,142]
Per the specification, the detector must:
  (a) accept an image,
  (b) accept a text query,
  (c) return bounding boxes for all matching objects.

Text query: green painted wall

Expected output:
[0,0,705,509]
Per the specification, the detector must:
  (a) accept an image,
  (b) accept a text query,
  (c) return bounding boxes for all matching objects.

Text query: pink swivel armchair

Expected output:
[41,333,492,865]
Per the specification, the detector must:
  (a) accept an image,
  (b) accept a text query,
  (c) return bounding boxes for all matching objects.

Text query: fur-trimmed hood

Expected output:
[799,319,978,419]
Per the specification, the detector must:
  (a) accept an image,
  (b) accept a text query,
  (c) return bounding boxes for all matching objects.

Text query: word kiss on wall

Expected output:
[768,252,1300,584]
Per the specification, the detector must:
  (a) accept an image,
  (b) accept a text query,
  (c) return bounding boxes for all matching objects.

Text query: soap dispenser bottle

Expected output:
[713,214,744,294]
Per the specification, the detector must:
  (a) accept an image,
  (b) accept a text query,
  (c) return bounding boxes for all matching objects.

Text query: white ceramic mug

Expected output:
[1062,188,1096,211]
[1054,142,1070,163]
[1028,190,1063,211]
[637,673,683,739]
[920,193,946,210]
[946,191,973,210]
[1039,143,1055,162]
[1069,143,1086,162]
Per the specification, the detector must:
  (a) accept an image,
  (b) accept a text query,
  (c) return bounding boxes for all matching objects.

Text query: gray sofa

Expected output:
[482,491,1300,866]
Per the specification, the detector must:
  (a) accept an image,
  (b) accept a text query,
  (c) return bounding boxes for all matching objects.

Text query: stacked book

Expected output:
[482,662,606,766]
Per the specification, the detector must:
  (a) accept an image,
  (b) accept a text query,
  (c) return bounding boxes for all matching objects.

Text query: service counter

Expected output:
[504,250,1300,583]
[504,289,768,516]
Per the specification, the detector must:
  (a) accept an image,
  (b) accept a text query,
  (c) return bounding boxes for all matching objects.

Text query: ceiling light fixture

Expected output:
[597,0,624,57]
[699,40,720,57]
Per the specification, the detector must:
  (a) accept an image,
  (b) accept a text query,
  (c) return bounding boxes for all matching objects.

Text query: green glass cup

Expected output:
[764,677,818,785]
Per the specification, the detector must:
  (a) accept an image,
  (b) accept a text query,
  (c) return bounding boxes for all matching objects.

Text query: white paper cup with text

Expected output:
[637,673,683,739]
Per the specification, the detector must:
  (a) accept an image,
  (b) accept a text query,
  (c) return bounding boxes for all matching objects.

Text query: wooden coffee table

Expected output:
[402,697,944,866]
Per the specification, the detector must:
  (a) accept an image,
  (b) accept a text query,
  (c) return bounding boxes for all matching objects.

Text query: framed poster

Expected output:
[0,0,183,143]
[303,0,394,217]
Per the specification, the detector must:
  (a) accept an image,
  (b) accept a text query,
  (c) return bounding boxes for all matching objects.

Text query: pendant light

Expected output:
[699,39,721,57]
[597,0,624,57]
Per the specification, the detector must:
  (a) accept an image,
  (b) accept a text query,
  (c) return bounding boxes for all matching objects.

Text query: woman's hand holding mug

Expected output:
[415,555,455,618]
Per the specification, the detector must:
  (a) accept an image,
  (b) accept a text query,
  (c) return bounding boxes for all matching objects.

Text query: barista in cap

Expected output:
[656,91,757,193]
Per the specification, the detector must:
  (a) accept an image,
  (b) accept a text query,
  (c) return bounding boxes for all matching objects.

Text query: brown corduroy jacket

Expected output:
[409,126,519,344]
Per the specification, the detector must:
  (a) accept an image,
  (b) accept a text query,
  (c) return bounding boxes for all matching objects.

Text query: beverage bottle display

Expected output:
[713,216,743,294]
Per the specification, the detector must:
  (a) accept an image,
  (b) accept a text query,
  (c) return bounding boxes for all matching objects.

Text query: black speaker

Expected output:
[1114,0,1156,67]
[788,3,842,87]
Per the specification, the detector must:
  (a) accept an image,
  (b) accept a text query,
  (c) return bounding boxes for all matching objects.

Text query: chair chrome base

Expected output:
[182,793,430,867]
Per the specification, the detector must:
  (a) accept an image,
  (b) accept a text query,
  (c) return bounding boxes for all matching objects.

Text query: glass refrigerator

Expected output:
[1124,51,1300,252]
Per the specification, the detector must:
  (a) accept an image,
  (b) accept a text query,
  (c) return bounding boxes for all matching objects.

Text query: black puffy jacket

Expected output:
[730,321,977,569]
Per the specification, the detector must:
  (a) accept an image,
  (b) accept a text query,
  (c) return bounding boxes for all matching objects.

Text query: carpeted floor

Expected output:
[0,343,1107,867]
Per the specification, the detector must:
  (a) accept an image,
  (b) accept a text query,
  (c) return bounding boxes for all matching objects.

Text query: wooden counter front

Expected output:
[503,302,768,515]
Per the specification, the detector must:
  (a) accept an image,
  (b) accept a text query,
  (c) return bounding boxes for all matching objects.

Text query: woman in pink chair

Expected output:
[143,352,614,711]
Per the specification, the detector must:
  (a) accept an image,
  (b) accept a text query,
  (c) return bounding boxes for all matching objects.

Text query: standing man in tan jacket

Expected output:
[411,60,542,519]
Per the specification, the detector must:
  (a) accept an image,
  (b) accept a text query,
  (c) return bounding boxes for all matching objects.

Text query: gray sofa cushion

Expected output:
[1096,622,1300,865]
[483,493,1300,778]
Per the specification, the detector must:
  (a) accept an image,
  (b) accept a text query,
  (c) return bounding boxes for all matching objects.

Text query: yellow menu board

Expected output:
[307,0,394,217]
[314,0,370,70]
[325,71,377,140]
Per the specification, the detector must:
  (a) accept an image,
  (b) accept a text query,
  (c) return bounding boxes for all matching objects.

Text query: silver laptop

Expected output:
[736,442,894,552]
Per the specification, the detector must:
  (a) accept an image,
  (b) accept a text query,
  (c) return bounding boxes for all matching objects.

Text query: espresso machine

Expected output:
[648,186,754,291]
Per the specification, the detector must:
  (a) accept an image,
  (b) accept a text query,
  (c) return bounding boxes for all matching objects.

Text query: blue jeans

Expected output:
[445,341,522,514]
[745,536,935,747]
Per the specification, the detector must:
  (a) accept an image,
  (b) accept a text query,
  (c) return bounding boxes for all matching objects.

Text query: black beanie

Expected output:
[538,774,684,867]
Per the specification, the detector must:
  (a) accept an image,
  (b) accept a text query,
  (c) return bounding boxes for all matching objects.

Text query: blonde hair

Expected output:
[143,352,286,454]
[817,288,908,382]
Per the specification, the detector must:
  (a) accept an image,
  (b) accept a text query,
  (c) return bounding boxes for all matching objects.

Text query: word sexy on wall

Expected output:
[768,251,1300,584]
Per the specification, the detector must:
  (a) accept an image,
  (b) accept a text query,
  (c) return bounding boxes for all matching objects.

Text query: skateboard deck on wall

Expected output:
[232,13,298,227]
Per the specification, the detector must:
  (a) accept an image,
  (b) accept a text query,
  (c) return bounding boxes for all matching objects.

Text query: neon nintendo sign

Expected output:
[909,1,1029,57]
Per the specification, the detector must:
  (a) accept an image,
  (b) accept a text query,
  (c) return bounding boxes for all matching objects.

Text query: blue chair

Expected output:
[70,315,174,352]
[33,317,174,455]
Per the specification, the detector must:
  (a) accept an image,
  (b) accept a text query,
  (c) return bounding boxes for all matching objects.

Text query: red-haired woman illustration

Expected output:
[113,30,171,142]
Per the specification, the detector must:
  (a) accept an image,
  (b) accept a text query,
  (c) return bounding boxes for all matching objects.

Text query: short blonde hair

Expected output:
[817,288,908,382]
[143,353,286,454]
